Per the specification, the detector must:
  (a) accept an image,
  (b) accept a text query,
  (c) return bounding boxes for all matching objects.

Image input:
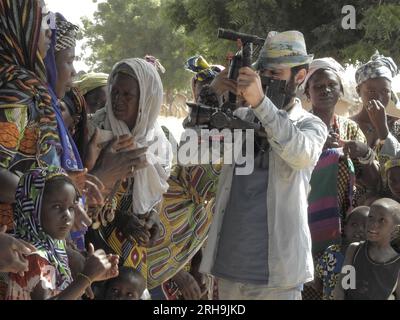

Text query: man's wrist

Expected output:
[251,95,266,109]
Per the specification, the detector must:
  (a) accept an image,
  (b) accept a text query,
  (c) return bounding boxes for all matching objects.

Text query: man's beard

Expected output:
[283,75,298,108]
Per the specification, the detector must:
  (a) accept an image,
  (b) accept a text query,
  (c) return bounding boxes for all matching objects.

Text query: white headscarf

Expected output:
[301,57,359,106]
[104,58,172,214]
[355,52,400,111]
[303,57,346,90]
[355,52,398,85]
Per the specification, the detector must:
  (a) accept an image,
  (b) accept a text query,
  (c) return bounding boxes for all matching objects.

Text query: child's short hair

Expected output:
[392,206,400,225]
[101,266,147,300]
[117,266,145,282]
[104,266,146,292]
[345,206,369,224]
[371,198,400,224]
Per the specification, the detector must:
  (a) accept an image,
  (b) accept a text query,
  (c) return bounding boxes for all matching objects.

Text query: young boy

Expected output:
[333,198,400,300]
[314,206,369,300]
[385,159,400,202]
[103,266,146,300]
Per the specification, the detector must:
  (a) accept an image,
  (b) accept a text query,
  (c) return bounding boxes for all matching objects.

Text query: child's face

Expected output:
[388,167,400,201]
[366,205,396,244]
[105,277,145,300]
[41,181,77,240]
[344,211,368,243]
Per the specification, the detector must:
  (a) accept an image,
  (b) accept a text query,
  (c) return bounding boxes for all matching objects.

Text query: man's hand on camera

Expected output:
[237,67,265,108]
[209,68,237,96]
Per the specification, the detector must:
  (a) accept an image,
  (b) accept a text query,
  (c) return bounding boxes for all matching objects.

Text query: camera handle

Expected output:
[227,42,253,104]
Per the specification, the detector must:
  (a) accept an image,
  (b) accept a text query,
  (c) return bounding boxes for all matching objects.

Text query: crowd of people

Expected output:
[0,0,399,300]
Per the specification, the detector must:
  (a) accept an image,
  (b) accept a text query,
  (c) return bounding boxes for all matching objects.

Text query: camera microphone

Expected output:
[217,28,265,46]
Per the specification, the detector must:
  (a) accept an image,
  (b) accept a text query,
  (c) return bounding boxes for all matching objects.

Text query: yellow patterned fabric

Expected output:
[97,164,221,289]
[384,158,400,174]
[376,120,400,193]
[147,164,221,289]
[336,116,367,144]
[97,182,148,277]
[105,227,147,273]
[332,116,367,207]
[334,116,365,211]
[337,159,352,220]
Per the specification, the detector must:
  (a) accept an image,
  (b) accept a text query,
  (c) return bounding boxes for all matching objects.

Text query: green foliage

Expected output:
[163,0,400,65]
[355,4,400,61]
[82,0,400,91]
[82,0,192,91]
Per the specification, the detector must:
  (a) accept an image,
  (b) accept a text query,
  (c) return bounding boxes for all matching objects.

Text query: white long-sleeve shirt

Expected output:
[199,97,328,289]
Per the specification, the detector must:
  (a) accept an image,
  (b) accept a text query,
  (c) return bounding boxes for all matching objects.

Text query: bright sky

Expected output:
[45,0,106,72]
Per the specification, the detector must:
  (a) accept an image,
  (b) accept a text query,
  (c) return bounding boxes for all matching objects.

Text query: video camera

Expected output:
[185,28,288,134]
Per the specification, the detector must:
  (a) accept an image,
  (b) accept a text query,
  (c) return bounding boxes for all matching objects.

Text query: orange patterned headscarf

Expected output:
[0,0,61,165]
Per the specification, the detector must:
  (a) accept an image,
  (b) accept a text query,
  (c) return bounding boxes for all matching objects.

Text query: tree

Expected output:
[164,0,400,65]
[81,0,192,91]
[341,3,400,62]
[82,0,400,92]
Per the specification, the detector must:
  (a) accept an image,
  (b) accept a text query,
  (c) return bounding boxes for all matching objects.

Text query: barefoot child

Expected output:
[6,167,119,300]
[334,198,400,300]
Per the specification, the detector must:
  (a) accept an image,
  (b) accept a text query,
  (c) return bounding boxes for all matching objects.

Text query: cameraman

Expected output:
[197,31,328,300]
